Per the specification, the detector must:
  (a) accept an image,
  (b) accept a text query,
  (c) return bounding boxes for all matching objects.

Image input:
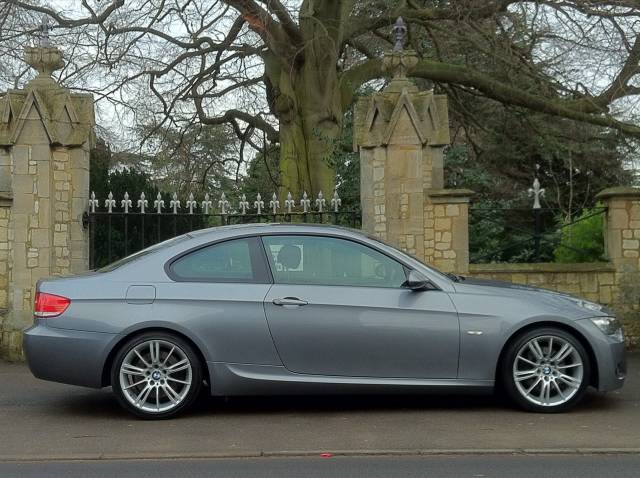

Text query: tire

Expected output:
[111,332,203,419]
[501,327,591,413]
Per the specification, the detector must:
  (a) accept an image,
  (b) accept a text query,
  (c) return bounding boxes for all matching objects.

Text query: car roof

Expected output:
[186,222,364,239]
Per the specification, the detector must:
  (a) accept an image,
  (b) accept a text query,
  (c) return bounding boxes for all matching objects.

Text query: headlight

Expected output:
[590,317,624,342]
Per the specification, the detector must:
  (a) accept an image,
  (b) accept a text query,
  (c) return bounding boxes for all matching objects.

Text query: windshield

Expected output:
[97,234,190,272]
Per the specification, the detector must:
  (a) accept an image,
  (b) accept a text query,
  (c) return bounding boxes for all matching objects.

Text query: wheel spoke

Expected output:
[121,363,146,376]
[556,362,581,370]
[135,384,153,405]
[123,378,147,390]
[552,380,566,400]
[166,358,190,374]
[149,341,160,364]
[166,376,191,385]
[134,349,151,368]
[551,343,572,362]
[516,356,538,366]
[162,346,175,367]
[162,383,180,404]
[525,377,542,395]
[529,340,544,360]
[156,387,160,411]
[558,373,581,389]
[515,370,538,382]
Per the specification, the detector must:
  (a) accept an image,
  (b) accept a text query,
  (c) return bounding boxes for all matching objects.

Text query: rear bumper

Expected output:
[23,321,118,388]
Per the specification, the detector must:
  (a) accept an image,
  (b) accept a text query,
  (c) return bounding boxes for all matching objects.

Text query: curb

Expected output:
[2,448,640,463]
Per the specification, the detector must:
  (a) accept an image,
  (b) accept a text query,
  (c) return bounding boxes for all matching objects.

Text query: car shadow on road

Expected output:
[55,386,622,421]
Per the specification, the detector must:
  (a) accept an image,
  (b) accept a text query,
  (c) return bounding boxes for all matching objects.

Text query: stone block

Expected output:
[446,204,460,217]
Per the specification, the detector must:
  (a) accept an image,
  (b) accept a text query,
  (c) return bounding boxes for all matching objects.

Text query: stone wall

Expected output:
[468,262,617,305]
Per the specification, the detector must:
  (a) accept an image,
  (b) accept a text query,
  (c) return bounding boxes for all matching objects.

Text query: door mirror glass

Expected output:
[403,270,435,291]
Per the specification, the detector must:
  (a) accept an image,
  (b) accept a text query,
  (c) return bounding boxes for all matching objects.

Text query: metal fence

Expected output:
[469,206,607,264]
[83,190,361,269]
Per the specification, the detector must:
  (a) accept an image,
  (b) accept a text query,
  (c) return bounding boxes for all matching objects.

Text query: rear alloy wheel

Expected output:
[502,327,590,412]
[111,333,203,419]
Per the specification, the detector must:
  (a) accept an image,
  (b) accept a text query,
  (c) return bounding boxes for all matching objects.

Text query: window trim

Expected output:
[259,233,416,290]
[165,235,272,284]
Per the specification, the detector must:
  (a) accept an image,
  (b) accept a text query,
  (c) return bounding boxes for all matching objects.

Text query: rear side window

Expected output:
[168,237,269,283]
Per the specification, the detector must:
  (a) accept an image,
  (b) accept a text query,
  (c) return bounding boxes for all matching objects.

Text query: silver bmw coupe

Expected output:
[24,224,626,418]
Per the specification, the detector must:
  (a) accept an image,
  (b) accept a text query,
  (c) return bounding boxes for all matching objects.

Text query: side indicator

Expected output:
[466,330,484,336]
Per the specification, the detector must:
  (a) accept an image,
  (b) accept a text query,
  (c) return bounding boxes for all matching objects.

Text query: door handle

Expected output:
[273,297,308,307]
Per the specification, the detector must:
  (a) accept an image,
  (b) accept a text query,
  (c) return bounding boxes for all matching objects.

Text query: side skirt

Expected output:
[207,362,494,396]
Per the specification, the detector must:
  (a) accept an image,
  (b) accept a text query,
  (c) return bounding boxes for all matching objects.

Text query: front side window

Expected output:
[169,237,264,282]
[262,235,407,288]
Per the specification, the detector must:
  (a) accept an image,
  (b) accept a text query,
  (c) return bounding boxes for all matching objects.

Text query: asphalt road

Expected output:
[2,455,640,478]
[0,353,638,461]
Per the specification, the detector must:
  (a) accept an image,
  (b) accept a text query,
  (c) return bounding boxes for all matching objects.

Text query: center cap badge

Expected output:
[152,371,161,380]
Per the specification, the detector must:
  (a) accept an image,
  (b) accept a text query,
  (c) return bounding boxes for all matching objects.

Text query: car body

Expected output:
[24,224,626,418]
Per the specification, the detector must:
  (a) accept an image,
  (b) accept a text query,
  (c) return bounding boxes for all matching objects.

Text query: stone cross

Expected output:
[316,191,326,213]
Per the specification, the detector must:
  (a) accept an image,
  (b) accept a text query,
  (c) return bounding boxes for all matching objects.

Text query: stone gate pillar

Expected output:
[354,45,472,273]
[0,42,94,360]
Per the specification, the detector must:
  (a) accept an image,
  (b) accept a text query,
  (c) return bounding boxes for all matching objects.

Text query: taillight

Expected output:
[34,292,70,318]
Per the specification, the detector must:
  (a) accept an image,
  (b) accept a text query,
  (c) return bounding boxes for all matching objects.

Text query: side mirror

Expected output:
[403,270,435,291]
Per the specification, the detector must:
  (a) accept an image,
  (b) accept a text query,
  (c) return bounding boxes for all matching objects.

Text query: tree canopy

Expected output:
[2,1,640,195]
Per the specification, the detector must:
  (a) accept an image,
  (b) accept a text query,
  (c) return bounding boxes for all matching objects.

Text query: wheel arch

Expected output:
[101,327,211,392]
[495,320,599,389]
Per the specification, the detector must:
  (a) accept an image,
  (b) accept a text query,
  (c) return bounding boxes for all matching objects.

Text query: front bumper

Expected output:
[576,318,626,392]
[23,321,118,388]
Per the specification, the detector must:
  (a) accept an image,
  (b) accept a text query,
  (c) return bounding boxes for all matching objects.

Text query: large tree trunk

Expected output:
[264,2,346,200]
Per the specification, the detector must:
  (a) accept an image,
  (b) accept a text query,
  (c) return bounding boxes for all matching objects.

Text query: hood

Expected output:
[453,276,613,317]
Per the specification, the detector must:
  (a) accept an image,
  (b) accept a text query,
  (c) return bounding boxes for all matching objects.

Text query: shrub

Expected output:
[553,209,605,263]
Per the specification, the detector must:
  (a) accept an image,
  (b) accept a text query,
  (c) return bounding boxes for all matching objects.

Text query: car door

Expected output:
[261,234,460,379]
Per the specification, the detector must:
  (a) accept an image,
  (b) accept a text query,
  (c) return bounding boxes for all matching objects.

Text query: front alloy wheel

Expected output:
[503,327,590,412]
[111,333,202,418]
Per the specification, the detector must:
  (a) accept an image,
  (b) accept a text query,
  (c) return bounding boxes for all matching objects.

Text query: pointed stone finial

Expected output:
[331,189,342,213]
[254,193,264,215]
[202,193,212,214]
[170,193,181,214]
[300,191,311,213]
[316,191,326,213]
[239,194,249,215]
[284,192,295,213]
[105,191,116,213]
[121,191,132,213]
[218,192,230,215]
[39,16,52,47]
[24,16,64,83]
[392,17,407,52]
[137,192,148,214]
[154,192,165,214]
[186,193,196,214]
[89,191,99,213]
